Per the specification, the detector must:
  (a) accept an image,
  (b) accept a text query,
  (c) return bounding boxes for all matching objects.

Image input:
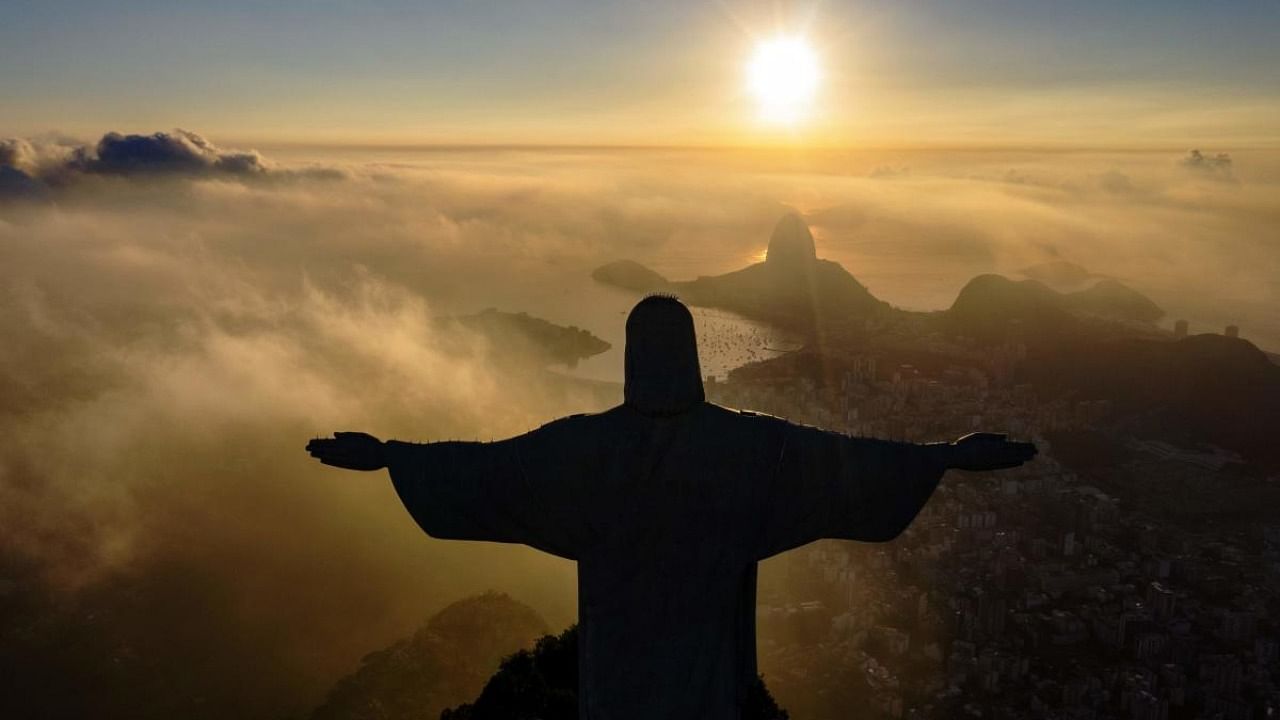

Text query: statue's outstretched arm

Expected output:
[306,432,386,470]
[946,432,1037,470]
[755,426,1035,557]
[307,425,584,559]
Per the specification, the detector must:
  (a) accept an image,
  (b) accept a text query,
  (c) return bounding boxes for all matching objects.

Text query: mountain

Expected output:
[592,213,896,336]
[590,260,670,293]
[1017,260,1165,326]
[1064,278,1164,324]
[1027,333,1280,472]
[440,308,611,369]
[591,216,1162,345]
[945,274,1164,343]
[1020,259,1094,288]
[310,592,550,720]
[945,274,1075,343]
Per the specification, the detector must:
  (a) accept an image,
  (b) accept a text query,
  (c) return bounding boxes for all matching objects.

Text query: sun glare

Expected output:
[747,36,820,125]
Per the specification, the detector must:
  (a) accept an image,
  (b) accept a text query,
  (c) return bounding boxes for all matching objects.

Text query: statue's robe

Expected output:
[386,401,949,720]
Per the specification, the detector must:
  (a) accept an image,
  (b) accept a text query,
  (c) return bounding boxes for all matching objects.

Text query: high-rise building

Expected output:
[1224,325,1239,338]
[1173,319,1188,339]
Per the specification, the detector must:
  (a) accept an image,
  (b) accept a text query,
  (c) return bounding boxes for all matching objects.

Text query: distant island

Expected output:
[437,308,611,369]
[591,260,669,293]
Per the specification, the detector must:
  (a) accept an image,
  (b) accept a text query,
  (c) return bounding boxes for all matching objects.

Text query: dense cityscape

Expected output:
[705,341,1279,720]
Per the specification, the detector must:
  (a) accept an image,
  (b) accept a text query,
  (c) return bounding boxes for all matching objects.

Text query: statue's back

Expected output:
[521,402,788,720]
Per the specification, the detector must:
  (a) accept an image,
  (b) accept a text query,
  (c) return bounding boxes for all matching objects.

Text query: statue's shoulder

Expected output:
[703,402,790,429]
[703,401,782,419]
[732,408,782,420]
[532,405,628,434]
[536,411,595,429]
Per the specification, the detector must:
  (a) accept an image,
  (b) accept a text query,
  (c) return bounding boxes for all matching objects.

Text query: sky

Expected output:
[2,0,1278,146]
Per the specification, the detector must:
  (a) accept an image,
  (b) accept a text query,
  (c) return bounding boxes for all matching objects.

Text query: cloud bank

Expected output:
[1180,148,1235,182]
[0,129,349,199]
[82,129,270,176]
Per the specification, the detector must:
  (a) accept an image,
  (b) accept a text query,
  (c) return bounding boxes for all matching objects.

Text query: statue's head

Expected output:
[624,294,704,415]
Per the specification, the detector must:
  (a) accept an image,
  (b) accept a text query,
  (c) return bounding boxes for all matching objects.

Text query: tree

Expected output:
[442,625,789,720]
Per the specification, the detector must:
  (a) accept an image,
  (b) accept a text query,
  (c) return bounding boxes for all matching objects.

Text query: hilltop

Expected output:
[311,593,550,720]
[944,274,1165,344]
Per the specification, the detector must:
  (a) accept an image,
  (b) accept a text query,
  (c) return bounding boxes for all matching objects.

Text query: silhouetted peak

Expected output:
[311,592,549,720]
[1067,278,1164,324]
[951,274,1056,308]
[591,259,669,292]
[946,274,1070,341]
[1174,333,1271,372]
[765,213,816,266]
[624,295,704,415]
[1021,259,1092,288]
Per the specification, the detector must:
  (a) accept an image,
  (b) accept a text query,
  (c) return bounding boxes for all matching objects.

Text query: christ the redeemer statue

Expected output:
[307,295,1035,720]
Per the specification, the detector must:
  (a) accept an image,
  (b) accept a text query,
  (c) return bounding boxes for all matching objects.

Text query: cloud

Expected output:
[80,129,269,176]
[0,129,347,198]
[0,174,611,715]
[1179,149,1235,181]
[0,164,43,198]
[0,138,34,168]
[1002,168,1031,185]
[0,138,54,198]
[868,165,910,179]
[1095,170,1136,195]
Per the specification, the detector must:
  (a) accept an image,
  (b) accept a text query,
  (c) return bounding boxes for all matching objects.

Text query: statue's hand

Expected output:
[948,432,1037,471]
[306,431,387,471]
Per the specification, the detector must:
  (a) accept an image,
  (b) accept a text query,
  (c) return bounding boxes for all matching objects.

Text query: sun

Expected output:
[746,36,820,125]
